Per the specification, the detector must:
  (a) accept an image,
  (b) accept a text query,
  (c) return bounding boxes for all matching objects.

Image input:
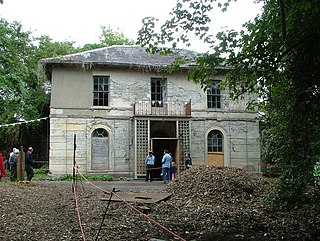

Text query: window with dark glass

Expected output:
[207,81,221,109]
[93,76,109,106]
[208,130,223,152]
[92,128,108,137]
[151,78,167,107]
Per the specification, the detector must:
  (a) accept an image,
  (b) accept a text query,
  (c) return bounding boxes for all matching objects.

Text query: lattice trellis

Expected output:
[178,121,190,171]
[136,119,149,176]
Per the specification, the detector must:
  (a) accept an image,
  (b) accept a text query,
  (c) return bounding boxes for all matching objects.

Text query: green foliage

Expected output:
[58,174,113,181]
[0,18,79,154]
[34,165,49,175]
[34,35,78,58]
[58,174,73,181]
[99,25,135,46]
[77,25,135,52]
[137,0,234,50]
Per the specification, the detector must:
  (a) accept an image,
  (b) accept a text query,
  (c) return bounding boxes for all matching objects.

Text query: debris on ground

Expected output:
[0,166,319,240]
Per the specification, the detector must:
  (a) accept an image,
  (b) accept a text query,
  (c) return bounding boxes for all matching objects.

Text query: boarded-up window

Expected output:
[91,128,109,170]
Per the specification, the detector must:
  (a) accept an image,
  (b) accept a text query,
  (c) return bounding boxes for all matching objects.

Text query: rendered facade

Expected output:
[40,45,261,178]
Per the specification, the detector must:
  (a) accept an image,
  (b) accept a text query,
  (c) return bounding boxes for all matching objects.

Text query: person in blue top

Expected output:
[25,147,34,182]
[145,151,155,182]
[162,149,172,184]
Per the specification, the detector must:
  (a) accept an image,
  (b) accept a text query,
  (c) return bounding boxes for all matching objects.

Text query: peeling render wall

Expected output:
[49,115,134,176]
[190,119,261,173]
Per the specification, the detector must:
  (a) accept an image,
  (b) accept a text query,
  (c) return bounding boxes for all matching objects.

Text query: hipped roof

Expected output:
[40,45,198,72]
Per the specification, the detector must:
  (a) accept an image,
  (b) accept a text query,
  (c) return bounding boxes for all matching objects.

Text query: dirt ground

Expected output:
[0,166,319,241]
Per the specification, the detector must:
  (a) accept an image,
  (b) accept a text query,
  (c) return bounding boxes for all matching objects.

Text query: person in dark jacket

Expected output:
[185,153,192,169]
[25,147,34,182]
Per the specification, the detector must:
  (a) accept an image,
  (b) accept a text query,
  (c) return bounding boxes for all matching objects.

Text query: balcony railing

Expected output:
[133,100,191,117]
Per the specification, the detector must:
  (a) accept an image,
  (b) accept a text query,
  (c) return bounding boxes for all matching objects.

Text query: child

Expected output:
[185,153,192,169]
[171,161,177,181]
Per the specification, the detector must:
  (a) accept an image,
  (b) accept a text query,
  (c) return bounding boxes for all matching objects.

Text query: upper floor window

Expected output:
[93,76,109,106]
[207,81,221,109]
[151,78,167,107]
[208,130,223,152]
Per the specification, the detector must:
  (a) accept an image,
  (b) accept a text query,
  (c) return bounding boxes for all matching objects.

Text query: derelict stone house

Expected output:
[40,45,261,178]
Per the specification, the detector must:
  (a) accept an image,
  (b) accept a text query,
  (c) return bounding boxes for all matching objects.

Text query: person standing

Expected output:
[0,152,6,181]
[25,147,35,182]
[162,149,172,184]
[9,148,19,182]
[185,153,192,169]
[171,161,177,181]
[145,151,155,182]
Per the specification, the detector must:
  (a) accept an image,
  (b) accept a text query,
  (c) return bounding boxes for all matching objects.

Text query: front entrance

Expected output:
[135,119,190,178]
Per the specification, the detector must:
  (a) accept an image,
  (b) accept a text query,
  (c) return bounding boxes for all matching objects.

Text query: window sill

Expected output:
[207,108,223,111]
[90,106,111,110]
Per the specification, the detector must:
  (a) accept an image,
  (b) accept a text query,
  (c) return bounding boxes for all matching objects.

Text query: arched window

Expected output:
[92,128,108,138]
[208,130,223,152]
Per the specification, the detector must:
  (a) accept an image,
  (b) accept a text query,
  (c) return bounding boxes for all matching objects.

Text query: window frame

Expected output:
[93,75,109,107]
[207,80,222,109]
[151,77,167,107]
[207,130,223,152]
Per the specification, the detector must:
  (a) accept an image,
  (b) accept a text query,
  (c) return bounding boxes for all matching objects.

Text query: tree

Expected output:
[79,25,135,51]
[0,18,39,153]
[0,18,79,157]
[137,0,320,209]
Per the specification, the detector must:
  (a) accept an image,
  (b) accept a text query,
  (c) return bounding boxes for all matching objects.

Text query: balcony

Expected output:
[133,100,191,117]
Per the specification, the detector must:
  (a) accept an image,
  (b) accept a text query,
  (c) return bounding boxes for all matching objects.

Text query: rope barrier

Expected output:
[75,167,187,241]
[145,166,163,170]
[72,164,87,241]
[72,182,87,241]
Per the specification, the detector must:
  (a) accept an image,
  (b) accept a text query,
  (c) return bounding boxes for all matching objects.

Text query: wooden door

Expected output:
[208,152,224,166]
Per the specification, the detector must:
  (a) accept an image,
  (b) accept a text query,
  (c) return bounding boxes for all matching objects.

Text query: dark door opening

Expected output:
[152,138,177,179]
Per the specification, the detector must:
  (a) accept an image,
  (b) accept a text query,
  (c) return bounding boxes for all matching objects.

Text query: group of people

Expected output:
[145,150,192,183]
[0,147,35,182]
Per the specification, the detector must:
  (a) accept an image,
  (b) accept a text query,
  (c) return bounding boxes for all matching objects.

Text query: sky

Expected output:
[0,0,263,52]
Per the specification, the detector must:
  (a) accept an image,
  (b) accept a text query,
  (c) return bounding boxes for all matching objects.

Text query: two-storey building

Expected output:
[40,45,261,178]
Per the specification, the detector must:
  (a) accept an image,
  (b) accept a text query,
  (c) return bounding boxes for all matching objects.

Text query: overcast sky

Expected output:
[0,0,262,52]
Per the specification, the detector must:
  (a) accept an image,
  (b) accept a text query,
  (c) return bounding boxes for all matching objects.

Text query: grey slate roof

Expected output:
[40,45,198,69]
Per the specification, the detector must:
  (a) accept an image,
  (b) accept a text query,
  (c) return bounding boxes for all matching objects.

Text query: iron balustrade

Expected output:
[133,100,191,117]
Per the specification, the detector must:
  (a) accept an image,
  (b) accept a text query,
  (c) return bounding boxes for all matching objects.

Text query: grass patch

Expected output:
[59,174,113,181]
[7,168,114,182]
